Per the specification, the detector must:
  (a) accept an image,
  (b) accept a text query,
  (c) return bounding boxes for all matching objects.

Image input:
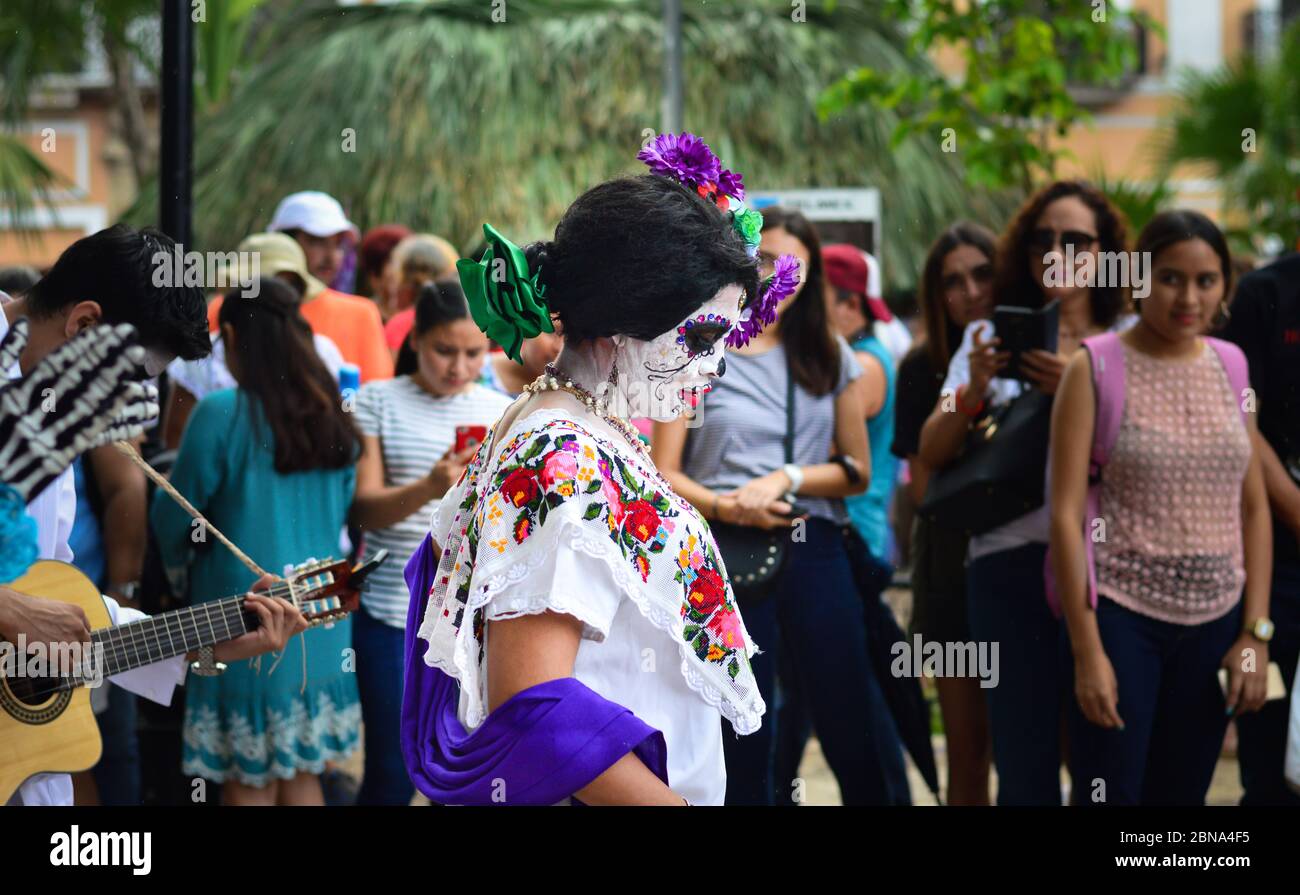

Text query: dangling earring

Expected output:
[1216,298,1231,327]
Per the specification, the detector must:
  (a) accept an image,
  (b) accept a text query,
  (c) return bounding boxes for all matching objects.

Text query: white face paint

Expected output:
[611,284,743,422]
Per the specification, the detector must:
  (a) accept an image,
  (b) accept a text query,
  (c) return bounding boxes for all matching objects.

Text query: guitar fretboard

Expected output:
[87,596,253,681]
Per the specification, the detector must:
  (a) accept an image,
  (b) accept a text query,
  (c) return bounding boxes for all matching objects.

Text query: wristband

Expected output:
[956,384,985,417]
[782,463,804,495]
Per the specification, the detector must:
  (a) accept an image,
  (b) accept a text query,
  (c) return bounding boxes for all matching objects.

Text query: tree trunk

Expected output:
[102,26,155,192]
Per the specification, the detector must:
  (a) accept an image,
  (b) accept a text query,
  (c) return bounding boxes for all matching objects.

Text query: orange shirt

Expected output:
[208,288,393,382]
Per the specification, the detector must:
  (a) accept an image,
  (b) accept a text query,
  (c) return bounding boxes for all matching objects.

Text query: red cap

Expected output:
[822,243,892,323]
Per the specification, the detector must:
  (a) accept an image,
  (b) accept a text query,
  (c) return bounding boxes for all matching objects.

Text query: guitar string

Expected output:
[13,572,344,701]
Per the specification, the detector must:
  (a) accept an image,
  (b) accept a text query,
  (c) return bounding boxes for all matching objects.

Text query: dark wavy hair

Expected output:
[217,277,360,473]
[993,180,1130,328]
[1134,209,1233,305]
[917,221,998,371]
[521,174,759,344]
[755,207,840,396]
[395,279,474,376]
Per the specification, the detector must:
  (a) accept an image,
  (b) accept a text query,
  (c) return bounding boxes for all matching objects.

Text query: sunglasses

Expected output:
[1028,228,1098,253]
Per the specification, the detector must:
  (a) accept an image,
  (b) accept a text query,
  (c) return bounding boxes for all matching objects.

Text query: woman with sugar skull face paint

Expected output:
[400,135,801,804]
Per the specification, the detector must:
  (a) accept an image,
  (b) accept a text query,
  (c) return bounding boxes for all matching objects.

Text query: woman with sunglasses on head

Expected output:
[401,135,778,805]
[893,222,998,805]
[1051,211,1271,805]
[918,181,1134,805]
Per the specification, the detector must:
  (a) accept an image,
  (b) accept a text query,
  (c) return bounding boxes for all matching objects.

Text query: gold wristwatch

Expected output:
[1245,618,1275,643]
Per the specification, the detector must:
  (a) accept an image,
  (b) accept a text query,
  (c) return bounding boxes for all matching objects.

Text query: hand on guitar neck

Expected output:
[0,574,307,666]
[205,574,308,665]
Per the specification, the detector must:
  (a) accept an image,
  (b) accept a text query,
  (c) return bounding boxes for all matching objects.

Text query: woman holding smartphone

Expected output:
[349,279,511,805]
[918,180,1134,805]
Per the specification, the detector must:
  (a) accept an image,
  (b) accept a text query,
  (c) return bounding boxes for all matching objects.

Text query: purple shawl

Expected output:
[400,534,669,805]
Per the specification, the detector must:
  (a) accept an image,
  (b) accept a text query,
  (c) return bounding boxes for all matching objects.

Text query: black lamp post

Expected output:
[158,0,193,246]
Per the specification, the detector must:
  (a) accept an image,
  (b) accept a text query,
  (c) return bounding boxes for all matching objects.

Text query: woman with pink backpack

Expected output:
[1049,210,1274,805]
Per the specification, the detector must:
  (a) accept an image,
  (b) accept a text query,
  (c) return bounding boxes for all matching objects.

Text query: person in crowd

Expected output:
[1219,249,1300,805]
[656,206,908,806]
[919,180,1134,805]
[66,437,149,806]
[890,222,997,805]
[0,225,303,807]
[824,243,899,563]
[856,249,914,365]
[402,135,777,805]
[151,278,362,806]
[0,265,40,297]
[358,224,411,310]
[163,232,346,448]
[382,233,460,349]
[204,192,393,382]
[1051,210,1271,805]
[348,280,512,805]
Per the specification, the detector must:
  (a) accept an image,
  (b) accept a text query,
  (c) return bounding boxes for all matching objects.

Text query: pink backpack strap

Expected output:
[1044,332,1126,617]
[1205,337,1250,426]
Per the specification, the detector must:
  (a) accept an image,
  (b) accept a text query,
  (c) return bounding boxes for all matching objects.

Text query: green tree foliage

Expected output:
[122,0,1007,289]
[819,0,1159,195]
[1159,21,1300,255]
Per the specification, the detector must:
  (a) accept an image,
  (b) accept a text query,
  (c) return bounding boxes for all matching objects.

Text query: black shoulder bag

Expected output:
[709,366,795,605]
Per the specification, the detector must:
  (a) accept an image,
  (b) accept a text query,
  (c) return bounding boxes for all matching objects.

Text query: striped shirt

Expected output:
[354,377,513,627]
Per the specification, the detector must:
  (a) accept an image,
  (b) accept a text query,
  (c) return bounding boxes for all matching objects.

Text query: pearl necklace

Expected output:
[522,363,645,451]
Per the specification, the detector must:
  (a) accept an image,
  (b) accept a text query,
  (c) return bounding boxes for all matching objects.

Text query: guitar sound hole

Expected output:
[4,673,67,707]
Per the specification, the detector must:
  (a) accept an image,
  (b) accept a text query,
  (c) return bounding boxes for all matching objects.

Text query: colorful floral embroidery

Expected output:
[427,416,757,723]
[675,532,748,681]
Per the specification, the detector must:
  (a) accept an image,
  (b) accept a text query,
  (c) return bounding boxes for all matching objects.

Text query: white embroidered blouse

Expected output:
[414,407,766,804]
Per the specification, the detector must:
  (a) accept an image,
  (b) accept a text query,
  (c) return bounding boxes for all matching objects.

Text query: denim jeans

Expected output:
[966,542,1065,805]
[1066,596,1241,805]
[722,518,909,805]
[92,683,141,806]
[353,604,415,806]
[1236,558,1300,805]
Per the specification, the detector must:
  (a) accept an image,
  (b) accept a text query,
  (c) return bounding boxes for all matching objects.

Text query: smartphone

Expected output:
[993,300,1059,381]
[454,425,488,454]
[1217,661,1287,702]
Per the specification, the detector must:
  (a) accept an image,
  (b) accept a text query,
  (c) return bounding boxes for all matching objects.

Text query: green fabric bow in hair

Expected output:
[456,223,554,363]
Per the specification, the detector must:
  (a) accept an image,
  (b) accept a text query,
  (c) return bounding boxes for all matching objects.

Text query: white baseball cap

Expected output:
[268,191,359,239]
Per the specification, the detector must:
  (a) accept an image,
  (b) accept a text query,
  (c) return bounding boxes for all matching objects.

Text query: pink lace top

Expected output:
[1094,340,1251,624]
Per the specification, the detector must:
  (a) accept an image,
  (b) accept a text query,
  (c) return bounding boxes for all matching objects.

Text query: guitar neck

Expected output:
[87,579,297,680]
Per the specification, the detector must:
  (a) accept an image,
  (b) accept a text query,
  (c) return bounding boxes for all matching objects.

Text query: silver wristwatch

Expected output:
[190,646,227,677]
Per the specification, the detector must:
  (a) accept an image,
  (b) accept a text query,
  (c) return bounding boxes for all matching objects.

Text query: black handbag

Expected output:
[710,367,795,604]
[917,387,1054,536]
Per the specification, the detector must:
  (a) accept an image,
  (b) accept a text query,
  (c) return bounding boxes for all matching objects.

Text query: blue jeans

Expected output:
[966,542,1064,805]
[1236,558,1300,805]
[353,604,415,806]
[722,518,909,806]
[1067,596,1241,805]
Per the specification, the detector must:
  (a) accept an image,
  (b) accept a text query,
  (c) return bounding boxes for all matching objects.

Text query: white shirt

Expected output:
[166,330,345,401]
[2,311,188,806]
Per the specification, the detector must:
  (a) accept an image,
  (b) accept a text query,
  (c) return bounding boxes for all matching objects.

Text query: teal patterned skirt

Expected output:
[182,616,360,787]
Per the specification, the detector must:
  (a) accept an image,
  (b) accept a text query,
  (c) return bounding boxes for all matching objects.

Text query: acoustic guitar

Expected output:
[0,552,386,804]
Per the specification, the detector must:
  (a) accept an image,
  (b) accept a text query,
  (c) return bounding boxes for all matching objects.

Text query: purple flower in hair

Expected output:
[717,168,745,201]
[638,133,721,188]
[726,254,801,348]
